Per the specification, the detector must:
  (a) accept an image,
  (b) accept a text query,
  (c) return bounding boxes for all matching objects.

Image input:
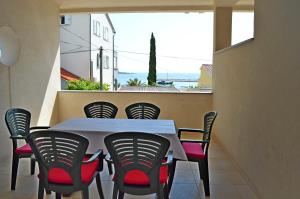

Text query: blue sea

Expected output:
[117,72,199,88]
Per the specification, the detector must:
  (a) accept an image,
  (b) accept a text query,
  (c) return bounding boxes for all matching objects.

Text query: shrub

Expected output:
[66,79,110,91]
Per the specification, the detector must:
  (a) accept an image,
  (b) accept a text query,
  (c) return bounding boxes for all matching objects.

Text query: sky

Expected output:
[110,12,254,73]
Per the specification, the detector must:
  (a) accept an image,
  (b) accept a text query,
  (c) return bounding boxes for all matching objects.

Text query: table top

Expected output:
[51,118,187,160]
[51,118,177,135]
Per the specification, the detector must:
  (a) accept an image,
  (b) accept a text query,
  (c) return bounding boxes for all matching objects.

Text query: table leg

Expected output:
[168,158,177,194]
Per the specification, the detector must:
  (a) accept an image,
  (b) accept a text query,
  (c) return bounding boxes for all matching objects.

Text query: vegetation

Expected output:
[66,79,110,91]
[147,33,157,85]
[126,78,145,86]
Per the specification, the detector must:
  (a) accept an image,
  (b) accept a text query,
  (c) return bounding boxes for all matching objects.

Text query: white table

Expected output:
[51,118,187,161]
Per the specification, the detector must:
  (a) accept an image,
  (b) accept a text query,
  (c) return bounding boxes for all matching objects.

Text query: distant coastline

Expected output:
[118,72,135,74]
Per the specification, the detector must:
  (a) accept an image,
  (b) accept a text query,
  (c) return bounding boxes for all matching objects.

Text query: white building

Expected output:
[60,13,117,90]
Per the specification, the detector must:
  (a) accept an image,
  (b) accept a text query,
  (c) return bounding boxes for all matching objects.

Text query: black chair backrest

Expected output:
[125,102,160,119]
[203,111,218,141]
[5,108,31,148]
[27,130,89,188]
[84,101,118,118]
[202,112,217,154]
[104,132,170,194]
[5,108,31,137]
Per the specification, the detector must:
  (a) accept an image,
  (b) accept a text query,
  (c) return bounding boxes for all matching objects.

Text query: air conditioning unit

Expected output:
[60,15,72,25]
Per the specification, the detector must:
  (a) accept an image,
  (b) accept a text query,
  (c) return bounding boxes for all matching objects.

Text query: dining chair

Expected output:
[178,111,217,196]
[104,132,173,199]
[84,101,118,119]
[5,108,50,190]
[84,101,118,175]
[125,102,160,119]
[27,130,105,199]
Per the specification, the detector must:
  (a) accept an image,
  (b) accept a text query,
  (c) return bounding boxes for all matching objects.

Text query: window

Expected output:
[93,20,101,37]
[96,53,100,69]
[103,56,109,69]
[60,15,72,25]
[103,27,109,41]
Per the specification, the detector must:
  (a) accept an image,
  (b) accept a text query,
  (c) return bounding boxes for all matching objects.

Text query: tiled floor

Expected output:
[0,140,258,199]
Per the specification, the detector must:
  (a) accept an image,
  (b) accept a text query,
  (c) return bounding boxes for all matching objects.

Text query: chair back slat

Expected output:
[105,132,169,194]
[84,101,118,118]
[203,111,218,141]
[28,131,88,188]
[125,103,160,119]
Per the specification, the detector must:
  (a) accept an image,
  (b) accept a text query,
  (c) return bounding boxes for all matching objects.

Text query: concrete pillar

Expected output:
[214,7,233,51]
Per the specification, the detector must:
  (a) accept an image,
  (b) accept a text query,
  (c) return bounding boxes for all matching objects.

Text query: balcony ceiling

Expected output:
[55,0,254,13]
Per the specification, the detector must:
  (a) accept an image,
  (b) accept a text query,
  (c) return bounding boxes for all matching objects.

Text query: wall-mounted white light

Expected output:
[0,26,20,67]
[0,26,20,108]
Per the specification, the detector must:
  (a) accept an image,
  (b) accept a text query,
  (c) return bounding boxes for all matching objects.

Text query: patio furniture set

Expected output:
[5,101,217,199]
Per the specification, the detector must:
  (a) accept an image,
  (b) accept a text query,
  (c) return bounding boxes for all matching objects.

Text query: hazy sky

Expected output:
[110,12,253,73]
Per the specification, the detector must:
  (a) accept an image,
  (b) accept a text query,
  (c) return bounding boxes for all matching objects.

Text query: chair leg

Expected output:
[55,193,62,199]
[118,191,124,199]
[157,185,164,199]
[107,162,113,175]
[96,173,105,199]
[202,159,210,196]
[198,161,204,180]
[30,157,35,175]
[81,187,89,199]
[38,181,44,199]
[163,184,169,199]
[167,158,177,194]
[11,154,19,190]
[112,183,118,199]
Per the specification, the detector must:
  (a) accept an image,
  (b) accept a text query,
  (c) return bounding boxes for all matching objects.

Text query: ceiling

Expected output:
[55,0,254,13]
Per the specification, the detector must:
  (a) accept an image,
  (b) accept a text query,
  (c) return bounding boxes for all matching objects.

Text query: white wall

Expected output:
[213,1,300,198]
[0,0,60,160]
[60,14,90,79]
[90,14,114,88]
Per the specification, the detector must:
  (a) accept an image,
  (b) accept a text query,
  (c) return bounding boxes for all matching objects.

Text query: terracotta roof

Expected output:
[61,68,80,81]
[201,64,213,73]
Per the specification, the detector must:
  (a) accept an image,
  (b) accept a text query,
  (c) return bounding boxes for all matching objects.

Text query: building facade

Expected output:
[60,13,116,90]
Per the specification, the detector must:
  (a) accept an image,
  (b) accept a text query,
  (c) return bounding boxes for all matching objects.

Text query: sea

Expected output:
[117,72,199,88]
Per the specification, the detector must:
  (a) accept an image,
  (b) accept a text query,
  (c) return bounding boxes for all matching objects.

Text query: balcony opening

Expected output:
[232,0,255,45]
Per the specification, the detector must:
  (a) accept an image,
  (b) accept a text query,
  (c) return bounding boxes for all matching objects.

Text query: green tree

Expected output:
[127,78,144,86]
[147,33,157,85]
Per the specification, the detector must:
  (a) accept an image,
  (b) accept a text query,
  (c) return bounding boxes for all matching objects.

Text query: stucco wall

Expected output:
[213,1,300,198]
[0,0,60,161]
[90,14,114,86]
[60,14,90,79]
[57,91,213,129]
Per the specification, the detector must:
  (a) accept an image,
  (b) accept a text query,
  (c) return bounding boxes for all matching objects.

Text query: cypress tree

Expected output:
[147,33,156,85]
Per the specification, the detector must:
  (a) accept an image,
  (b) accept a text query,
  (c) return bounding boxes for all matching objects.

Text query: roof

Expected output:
[61,68,80,81]
[201,64,213,74]
[57,0,254,12]
[105,14,116,34]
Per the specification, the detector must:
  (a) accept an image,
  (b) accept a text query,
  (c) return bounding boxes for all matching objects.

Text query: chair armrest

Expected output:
[30,126,50,131]
[180,139,209,144]
[105,153,113,164]
[178,128,205,139]
[162,150,173,166]
[10,135,26,140]
[82,149,103,164]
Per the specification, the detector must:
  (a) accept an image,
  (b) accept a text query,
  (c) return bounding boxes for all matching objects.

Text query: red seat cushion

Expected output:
[15,143,32,154]
[114,165,168,185]
[47,157,99,185]
[182,142,205,159]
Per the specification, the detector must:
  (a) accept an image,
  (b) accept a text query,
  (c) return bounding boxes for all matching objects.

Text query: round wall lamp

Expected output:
[0,26,20,107]
[0,26,20,67]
